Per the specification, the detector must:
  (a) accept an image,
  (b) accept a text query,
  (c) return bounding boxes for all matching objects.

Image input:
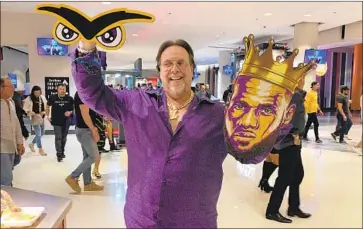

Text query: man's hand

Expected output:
[16,144,25,155]
[318,110,324,116]
[64,111,71,117]
[91,127,100,142]
[343,115,347,121]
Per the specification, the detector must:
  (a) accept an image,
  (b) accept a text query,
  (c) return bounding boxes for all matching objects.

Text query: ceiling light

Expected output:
[264,13,272,16]
[132,33,139,37]
[304,13,312,17]
[102,2,112,4]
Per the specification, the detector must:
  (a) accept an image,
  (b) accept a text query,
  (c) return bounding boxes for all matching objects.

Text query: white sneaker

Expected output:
[29,143,35,153]
[345,135,352,140]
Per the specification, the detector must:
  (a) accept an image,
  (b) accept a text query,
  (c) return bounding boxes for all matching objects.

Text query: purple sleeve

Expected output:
[70,49,137,123]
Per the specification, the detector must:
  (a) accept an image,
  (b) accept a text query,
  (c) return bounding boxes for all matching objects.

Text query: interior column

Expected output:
[351,43,362,110]
[217,50,232,99]
[293,22,319,91]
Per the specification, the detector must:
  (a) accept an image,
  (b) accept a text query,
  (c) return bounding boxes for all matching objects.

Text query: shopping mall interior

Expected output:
[0,1,362,228]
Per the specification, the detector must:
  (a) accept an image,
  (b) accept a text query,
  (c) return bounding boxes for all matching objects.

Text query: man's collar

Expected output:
[145,88,215,104]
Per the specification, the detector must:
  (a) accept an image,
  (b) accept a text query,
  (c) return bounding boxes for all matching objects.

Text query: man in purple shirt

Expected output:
[72,40,229,228]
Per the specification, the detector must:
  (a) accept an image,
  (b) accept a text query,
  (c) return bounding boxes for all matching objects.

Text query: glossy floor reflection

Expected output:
[12,117,362,228]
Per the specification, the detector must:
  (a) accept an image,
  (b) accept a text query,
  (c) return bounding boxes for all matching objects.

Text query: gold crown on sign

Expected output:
[239,34,316,92]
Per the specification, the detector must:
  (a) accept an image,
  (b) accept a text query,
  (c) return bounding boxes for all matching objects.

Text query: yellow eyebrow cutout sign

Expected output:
[35,4,155,51]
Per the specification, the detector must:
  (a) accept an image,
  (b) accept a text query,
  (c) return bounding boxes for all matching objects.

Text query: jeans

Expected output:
[335,115,353,135]
[344,117,352,135]
[32,125,43,148]
[53,118,71,157]
[71,128,98,185]
[1,153,15,186]
[334,115,349,141]
[303,112,320,140]
[266,144,304,214]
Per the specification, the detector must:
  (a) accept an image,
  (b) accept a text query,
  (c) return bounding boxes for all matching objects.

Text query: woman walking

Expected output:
[24,86,47,156]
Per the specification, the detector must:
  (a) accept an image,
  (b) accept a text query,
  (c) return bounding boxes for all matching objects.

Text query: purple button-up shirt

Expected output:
[71,50,228,228]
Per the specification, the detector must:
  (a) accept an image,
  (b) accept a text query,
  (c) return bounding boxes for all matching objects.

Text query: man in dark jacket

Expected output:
[223,85,233,104]
[265,86,311,223]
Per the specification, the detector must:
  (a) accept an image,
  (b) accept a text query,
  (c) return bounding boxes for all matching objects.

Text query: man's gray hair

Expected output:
[0,75,9,86]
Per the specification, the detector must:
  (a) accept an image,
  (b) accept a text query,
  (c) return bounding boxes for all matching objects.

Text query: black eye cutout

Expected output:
[96,27,123,48]
[55,23,79,42]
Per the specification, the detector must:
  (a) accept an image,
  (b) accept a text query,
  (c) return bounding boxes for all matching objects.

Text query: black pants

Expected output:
[266,144,304,214]
[303,112,320,140]
[53,118,71,157]
[334,115,349,141]
[335,115,353,135]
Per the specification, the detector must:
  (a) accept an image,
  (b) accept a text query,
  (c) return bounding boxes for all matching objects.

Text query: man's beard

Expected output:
[224,126,281,165]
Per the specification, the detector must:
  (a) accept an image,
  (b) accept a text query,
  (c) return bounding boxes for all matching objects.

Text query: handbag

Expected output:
[31,114,43,125]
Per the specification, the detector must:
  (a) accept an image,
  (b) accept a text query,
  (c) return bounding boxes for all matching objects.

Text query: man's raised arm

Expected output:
[71,41,136,123]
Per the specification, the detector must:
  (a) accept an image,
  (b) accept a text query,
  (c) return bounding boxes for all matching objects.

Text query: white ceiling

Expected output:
[1,1,362,70]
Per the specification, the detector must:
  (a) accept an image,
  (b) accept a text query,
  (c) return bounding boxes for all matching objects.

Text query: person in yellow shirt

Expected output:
[303,82,323,143]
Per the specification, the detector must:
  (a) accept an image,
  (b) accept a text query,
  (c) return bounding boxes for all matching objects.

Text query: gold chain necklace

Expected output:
[167,91,195,120]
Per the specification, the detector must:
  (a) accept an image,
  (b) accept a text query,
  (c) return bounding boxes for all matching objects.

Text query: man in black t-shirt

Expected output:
[334,85,353,139]
[46,84,74,162]
[332,86,352,143]
[65,92,103,193]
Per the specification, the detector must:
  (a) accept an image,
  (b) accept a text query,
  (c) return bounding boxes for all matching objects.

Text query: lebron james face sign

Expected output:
[225,76,295,163]
[224,34,315,164]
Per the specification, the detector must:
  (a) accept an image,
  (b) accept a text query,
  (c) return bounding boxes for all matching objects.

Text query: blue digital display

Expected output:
[8,73,17,89]
[223,64,234,76]
[37,38,68,56]
[304,49,328,64]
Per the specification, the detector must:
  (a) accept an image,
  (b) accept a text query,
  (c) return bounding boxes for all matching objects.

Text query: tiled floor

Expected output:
[12,116,362,228]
